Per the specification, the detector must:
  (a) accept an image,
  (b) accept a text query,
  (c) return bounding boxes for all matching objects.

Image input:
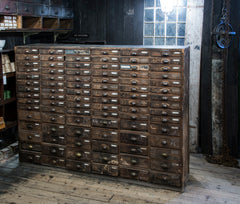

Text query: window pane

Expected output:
[167,8,176,21]
[145,0,154,7]
[178,8,187,21]
[166,38,176,45]
[156,9,165,21]
[177,38,185,45]
[156,0,161,7]
[155,38,165,45]
[144,37,153,45]
[177,23,185,36]
[155,23,165,36]
[144,23,154,36]
[145,9,154,22]
[178,0,187,7]
[167,23,176,36]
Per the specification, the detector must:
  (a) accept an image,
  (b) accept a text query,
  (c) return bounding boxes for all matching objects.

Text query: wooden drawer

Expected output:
[19,151,41,164]
[92,90,119,98]
[42,68,65,75]
[120,71,148,78]
[66,102,90,109]
[92,110,118,118]
[150,101,181,109]
[92,163,118,177]
[65,56,91,62]
[92,83,118,91]
[66,62,91,69]
[150,94,181,102]
[66,95,90,102]
[121,49,150,56]
[120,144,148,156]
[66,160,91,173]
[119,112,149,121]
[41,62,65,68]
[150,136,181,149]
[92,77,119,84]
[67,108,91,116]
[18,110,41,121]
[151,159,182,174]
[120,155,149,168]
[16,48,39,54]
[18,104,40,112]
[41,155,66,168]
[17,74,40,80]
[92,152,118,165]
[66,69,91,76]
[92,128,118,142]
[150,87,181,95]
[41,81,65,88]
[120,64,149,71]
[120,92,148,100]
[119,168,149,182]
[40,48,64,55]
[65,49,90,55]
[42,144,65,157]
[120,78,148,85]
[17,92,40,99]
[150,80,182,87]
[42,123,65,136]
[66,82,91,89]
[120,57,150,64]
[92,64,119,70]
[92,118,118,129]
[120,99,148,107]
[91,49,120,56]
[42,94,65,102]
[42,135,66,145]
[151,50,182,57]
[150,109,181,117]
[19,130,41,143]
[18,98,40,105]
[66,116,91,127]
[120,132,148,146]
[150,65,182,72]
[120,85,148,93]
[92,70,118,77]
[20,142,41,152]
[42,74,65,81]
[66,126,91,138]
[67,137,91,150]
[150,148,181,161]
[149,124,181,136]
[92,98,119,104]
[120,106,148,114]
[41,100,65,107]
[40,55,64,61]
[17,62,40,71]
[17,80,40,87]
[66,148,91,161]
[42,88,65,95]
[92,57,119,63]
[19,121,41,131]
[92,104,118,111]
[150,116,181,124]
[150,72,181,80]
[41,113,65,124]
[66,89,91,96]
[92,140,118,154]
[16,55,39,61]
[150,171,181,187]
[151,57,182,65]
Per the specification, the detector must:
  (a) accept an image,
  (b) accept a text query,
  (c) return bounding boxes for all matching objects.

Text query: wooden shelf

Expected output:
[0,97,16,106]
[0,120,17,133]
[4,72,16,78]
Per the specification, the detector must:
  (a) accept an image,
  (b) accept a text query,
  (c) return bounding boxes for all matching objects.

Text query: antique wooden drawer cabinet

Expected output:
[15,44,189,191]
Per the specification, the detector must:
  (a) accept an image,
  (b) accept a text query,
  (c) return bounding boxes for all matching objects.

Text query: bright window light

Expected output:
[160,0,176,13]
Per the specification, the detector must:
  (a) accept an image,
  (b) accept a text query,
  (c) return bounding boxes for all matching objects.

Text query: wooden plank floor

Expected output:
[0,154,240,204]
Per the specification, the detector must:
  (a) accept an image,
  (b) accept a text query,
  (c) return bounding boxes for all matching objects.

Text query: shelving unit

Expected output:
[0,50,17,148]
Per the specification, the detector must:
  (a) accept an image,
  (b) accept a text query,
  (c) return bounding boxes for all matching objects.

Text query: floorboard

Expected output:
[0,154,239,204]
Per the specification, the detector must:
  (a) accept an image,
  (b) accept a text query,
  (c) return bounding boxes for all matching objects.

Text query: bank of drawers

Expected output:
[16,45,189,191]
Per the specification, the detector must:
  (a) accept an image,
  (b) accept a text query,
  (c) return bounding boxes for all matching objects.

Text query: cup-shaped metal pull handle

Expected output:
[162,118,168,123]
[161,140,168,145]
[75,130,82,135]
[76,153,82,157]
[28,136,32,140]
[103,51,108,55]
[131,172,137,177]
[51,128,56,132]
[162,128,168,133]
[161,163,168,169]
[132,52,137,56]
[49,56,54,60]
[131,137,137,141]
[131,101,136,106]
[131,159,137,164]
[131,94,137,99]
[102,58,108,62]
[76,142,82,147]
[131,66,137,70]
[162,67,169,72]
[51,149,57,154]
[103,157,108,161]
[131,108,137,113]
[163,52,169,57]
[131,59,137,63]
[163,59,169,64]
[162,153,168,158]
[132,73,137,77]
[131,115,137,120]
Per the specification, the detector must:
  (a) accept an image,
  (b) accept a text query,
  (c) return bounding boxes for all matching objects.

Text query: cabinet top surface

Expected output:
[15,44,189,50]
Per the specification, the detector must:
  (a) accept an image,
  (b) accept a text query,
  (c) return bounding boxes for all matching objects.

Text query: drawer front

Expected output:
[120,144,148,156]
[120,92,148,100]
[150,94,181,102]
[19,121,41,131]
[150,72,181,80]
[151,50,183,57]
[18,110,41,121]
[41,100,65,107]
[42,123,65,136]
[16,55,39,61]
[66,95,90,103]
[42,74,65,81]
[66,126,91,138]
[120,78,148,85]
[151,57,182,65]
[17,74,40,80]
[121,49,150,56]
[150,136,181,149]
[66,116,91,127]
[92,111,118,118]
[92,104,118,112]
[120,155,149,168]
[92,77,119,84]
[150,171,181,187]
[65,49,90,55]
[40,55,64,61]
[41,113,65,124]
[16,48,39,54]
[42,135,66,145]
[18,80,40,87]
[92,129,118,142]
[91,49,120,56]
[92,90,119,98]
[92,152,118,165]
[119,112,149,121]
[19,151,41,164]
[17,62,40,70]
[150,109,181,117]
[120,85,148,93]
[41,62,65,68]
[150,87,181,95]
[18,98,40,105]
[92,98,119,104]
[119,168,149,182]
[66,160,91,173]
[42,144,65,157]
[19,130,41,143]
[21,142,41,152]
[151,159,182,173]
[65,56,91,62]
[17,92,40,99]
[92,118,118,129]
[92,83,118,91]
[120,106,148,114]
[150,116,181,124]
[66,69,91,76]
[67,108,91,116]
[66,89,91,96]
[40,49,64,55]
[66,62,91,69]
[92,57,119,63]
[120,132,148,146]
[92,163,118,177]
[149,124,181,136]
[66,76,91,83]
[150,65,182,72]
[120,99,148,107]
[41,155,65,167]
[92,70,118,77]
[66,102,90,109]
[42,88,65,95]
[150,148,181,161]
[42,94,65,102]
[120,71,148,78]
[42,68,65,76]
[66,148,91,161]
[18,104,40,112]
[120,57,150,64]
[92,141,118,154]
[150,80,182,87]
[120,64,149,71]
[67,137,91,150]
[42,81,65,88]
[92,64,119,70]
[120,120,148,132]
[150,101,181,109]
[0,1,17,14]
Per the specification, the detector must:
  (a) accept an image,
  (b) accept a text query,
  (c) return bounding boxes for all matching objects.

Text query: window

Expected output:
[144,0,187,46]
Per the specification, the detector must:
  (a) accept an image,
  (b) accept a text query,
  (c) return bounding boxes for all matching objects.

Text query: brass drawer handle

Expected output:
[26,75,31,79]
[26,88,31,92]
[131,81,137,85]
[76,119,81,123]
[130,148,137,152]
[76,57,81,61]
[102,106,108,111]
[102,86,108,90]
[103,134,108,138]
[76,91,81,95]
[76,142,82,147]
[131,73,137,77]
[161,164,168,169]
[49,50,54,54]
[103,112,108,117]
[75,98,81,102]
[26,82,31,85]
[27,106,32,110]
[163,53,169,57]
[162,111,168,116]
[75,78,80,82]
[49,57,54,60]
[52,138,57,143]
[131,125,137,129]
[28,156,33,160]
[102,79,108,83]
[76,110,81,114]
[27,94,31,97]
[50,83,55,87]
[102,72,108,76]
[102,99,108,103]
[27,115,32,118]
[162,176,168,181]
[51,128,56,132]
[162,104,169,108]
[50,70,55,74]
[103,121,108,125]
[162,89,169,94]
[76,104,81,108]
[162,153,168,158]
[162,81,168,86]
[51,108,56,112]
[162,128,168,133]
[27,124,33,129]
[50,77,55,80]
[162,96,168,101]
[102,93,108,97]
[103,157,108,161]
[25,57,30,60]
[28,145,33,149]
[50,64,55,67]
[76,164,81,169]
[76,153,82,157]
[75,71,80,75]
[162,75,168,79]
[51,102,55,106]
[131,137,137,141]
[75,64,80,68]
[75,84,80,88]
[161,140,168,145]
[102,145,108,150]
[131,87,137,92]
[51,90,55,93]
[50,96,55,99]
